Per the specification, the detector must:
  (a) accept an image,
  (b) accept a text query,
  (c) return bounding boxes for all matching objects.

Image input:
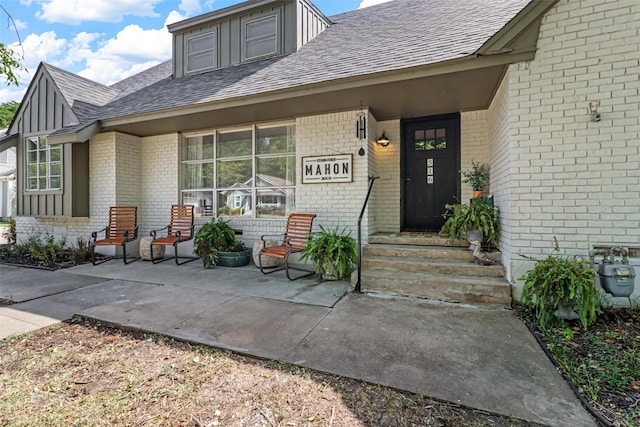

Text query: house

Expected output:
[1,0,638,302]
[0,127,15,220]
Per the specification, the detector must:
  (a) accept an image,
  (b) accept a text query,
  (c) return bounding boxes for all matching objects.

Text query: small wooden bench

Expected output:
[258,213,316,280]
[149,204,197,265]
[90,206,139,265]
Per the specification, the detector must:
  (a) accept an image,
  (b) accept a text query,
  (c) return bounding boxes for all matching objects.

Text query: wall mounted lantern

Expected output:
[376,132,390,147]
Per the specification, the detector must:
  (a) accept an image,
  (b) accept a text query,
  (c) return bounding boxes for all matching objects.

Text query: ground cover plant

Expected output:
[0,233,92,269]
[0,318,539,427]
[518,306,640,427]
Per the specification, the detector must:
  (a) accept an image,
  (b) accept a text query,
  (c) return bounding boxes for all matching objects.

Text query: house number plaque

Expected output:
[426,158,434,184]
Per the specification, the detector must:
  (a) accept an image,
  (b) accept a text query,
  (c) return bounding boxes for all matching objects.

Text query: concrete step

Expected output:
[363,243,486,262]
[362,255,505,278]
[369,233,465,247]
[360,269,512,306]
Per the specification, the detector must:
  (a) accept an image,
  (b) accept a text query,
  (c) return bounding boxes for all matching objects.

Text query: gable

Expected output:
[9,64,79,137]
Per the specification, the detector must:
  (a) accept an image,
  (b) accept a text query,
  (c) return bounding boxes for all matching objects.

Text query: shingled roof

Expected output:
[43,63,121,121]
[91,0,531,122]
[43,0,539,142]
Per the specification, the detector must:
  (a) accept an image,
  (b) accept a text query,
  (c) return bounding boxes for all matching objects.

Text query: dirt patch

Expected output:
[0,318,541,427]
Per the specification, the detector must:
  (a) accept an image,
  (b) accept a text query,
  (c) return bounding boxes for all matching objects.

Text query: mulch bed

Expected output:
[519,307,640,427]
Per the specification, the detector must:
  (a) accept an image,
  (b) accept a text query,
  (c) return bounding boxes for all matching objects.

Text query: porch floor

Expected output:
[0,262,596,427]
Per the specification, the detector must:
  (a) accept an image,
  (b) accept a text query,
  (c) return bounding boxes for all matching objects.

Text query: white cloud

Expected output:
[36,0,163,25]
[78,24,171,85]
[358,0,393,9]
[179,0,202,15]
[14,19,28,31]
[19,31,67,70]
[165,10,188,26]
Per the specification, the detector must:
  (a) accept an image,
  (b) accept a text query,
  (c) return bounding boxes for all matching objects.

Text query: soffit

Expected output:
[101,64,507,136]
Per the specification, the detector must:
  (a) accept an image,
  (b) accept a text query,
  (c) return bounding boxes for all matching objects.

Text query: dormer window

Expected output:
[243,15,278,61]
[169,0,330,78]
[186,31,217,73]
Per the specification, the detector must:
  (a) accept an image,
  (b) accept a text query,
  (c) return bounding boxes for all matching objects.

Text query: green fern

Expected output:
[300,225,358,280]
[520,238,601,330]
[439,200,500,247]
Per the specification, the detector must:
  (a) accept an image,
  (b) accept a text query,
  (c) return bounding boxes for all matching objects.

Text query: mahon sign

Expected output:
[302,154,352,184]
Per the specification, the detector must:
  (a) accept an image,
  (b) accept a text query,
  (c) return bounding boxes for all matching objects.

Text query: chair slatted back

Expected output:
[107,206,138,240]
[168,205,194,239]
[284,213,316,251]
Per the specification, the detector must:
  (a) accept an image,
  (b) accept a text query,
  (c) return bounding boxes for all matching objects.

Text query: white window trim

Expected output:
[24,135,63,193]
[180,121,296,219]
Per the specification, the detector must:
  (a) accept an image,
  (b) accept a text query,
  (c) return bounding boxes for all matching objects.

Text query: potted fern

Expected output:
[193,217,250,268]
[462,161,489,198]
[439,200,500,248]
[300,225,358,281]
[520,238,601,330]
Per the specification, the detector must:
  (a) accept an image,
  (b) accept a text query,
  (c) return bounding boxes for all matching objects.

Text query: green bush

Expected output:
[462,161,489,190]
[520,238,601,330]
[439,200,500,247]
[300,225,357,280]
[193,218,244,268]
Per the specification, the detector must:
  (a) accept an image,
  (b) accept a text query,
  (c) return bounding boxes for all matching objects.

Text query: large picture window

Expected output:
[26,136,62,191]
[181,124,295,218]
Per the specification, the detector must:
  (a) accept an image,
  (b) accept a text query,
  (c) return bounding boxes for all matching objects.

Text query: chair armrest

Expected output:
[150,225,169,239]
[123,226,139,242]
[91,226,108,242]
[260,233,285,243]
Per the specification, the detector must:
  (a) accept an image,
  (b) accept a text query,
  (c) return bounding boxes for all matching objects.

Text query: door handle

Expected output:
[405,178,411,183]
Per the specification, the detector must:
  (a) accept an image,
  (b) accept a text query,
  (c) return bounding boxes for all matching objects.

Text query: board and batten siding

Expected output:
[172,0,329,78]
[11,68,89,217]
[297,0,330,48]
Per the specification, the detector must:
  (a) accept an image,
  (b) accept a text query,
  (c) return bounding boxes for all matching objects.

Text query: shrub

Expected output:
[520,238,601,330]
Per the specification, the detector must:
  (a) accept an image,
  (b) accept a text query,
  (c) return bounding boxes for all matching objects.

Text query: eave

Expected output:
[48,121,101,145]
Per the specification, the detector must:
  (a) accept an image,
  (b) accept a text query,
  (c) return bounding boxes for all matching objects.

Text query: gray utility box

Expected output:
[597,262,636,297]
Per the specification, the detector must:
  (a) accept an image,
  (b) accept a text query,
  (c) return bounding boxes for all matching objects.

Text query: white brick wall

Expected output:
[115,133,142,207]
[373,119,400,233]
[503,0,640,302]
[460,111,490,202]
[296,111,370,240]
[140,133,179,235]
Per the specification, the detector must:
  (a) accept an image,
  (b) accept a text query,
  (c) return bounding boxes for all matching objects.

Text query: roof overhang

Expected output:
[48,121,101,145]
[100,51,532,136]
[100,0,557,137]
[0,133,18,153]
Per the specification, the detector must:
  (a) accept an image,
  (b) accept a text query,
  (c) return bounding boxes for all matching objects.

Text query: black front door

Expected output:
[402,114,460,231]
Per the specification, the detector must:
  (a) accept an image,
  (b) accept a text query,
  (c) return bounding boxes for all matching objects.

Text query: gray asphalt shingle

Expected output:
[50,0,532,128]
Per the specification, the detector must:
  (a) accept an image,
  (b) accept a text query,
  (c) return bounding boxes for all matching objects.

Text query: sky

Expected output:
[0,0,392,104]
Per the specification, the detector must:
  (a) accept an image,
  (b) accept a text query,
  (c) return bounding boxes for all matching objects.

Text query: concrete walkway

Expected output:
[0,262,596,426]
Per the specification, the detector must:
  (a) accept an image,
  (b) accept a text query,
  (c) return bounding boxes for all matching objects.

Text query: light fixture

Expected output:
[376,132,390,147]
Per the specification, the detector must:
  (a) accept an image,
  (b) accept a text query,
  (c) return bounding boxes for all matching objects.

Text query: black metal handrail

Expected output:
[355,174,378,293]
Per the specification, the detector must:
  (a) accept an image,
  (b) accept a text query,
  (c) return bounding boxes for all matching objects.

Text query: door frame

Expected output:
[400,113,461,232]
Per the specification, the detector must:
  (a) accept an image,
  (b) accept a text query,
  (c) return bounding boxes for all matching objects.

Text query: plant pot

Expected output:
[321,260,339,281]
[216,248,252,267]
[554,301,580,321]
[466,230,483,251]
[472,190,484,199]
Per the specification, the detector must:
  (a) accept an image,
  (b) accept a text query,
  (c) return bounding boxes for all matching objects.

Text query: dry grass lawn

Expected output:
[0,318,539,427]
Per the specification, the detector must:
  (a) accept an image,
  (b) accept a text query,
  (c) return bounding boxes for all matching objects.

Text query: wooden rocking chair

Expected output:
[258,213,316,280]
[149,204,197,265]
[90,206,139,265]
